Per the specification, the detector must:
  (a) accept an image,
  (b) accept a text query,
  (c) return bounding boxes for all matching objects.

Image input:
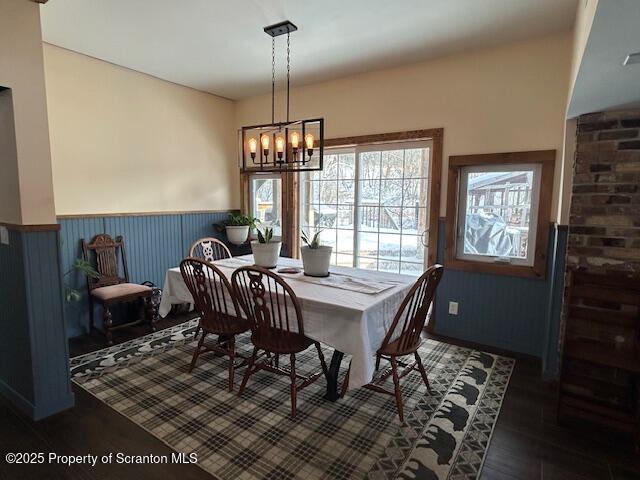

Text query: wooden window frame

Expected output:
[241,128,443,263]
[241,171,299,257]
[444,150,555,279]
[324,128,443,267]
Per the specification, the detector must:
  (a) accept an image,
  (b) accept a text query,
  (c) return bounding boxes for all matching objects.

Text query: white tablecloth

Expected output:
[159,255,415,390]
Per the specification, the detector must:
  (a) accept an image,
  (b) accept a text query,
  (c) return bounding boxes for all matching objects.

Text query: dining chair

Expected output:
[231,266,328,417]
[188,237,232,338]
[82,234,157,345]
[341,264,444,422]
[180,257,250,391]
[189,237,232,263]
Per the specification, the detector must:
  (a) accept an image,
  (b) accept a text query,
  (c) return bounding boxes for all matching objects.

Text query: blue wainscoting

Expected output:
[433,219,567,373]
[0,227,74,420]
[59,211,237,338]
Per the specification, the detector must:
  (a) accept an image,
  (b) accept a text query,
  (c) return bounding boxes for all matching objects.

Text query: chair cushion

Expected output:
[91,283,152,302]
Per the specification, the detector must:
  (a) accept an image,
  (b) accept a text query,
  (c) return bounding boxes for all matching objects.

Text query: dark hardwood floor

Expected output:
[1,315,639,480]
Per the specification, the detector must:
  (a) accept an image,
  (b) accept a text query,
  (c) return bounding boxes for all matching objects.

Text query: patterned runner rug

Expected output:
[71,320,514,480]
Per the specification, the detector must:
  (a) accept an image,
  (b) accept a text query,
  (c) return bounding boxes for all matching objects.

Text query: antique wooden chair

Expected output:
[340,264,444,422]
[188,237,232,338]
[180,258,250,391]
[82,234,158,345]
[189,237,232,263]
[231,266,328,417]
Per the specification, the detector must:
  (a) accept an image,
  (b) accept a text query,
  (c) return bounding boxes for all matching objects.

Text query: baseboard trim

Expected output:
[33,392,75,421]
[0,379,35,418]
[0,378,75,421]
[426,331,540,365]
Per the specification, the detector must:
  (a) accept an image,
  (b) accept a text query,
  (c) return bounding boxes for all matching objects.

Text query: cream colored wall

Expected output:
[0,0,56,225]
[569,0,598,104]
[44,44,239,215]
[236,32,573,221]
[0,89,21,224]
[557,0,598,224]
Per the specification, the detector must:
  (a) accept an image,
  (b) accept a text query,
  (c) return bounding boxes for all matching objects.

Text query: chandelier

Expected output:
[241,21,324,173]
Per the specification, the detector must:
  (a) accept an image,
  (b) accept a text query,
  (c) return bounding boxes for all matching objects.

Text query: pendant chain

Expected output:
[271,36,275,124]
[286,32,291,123]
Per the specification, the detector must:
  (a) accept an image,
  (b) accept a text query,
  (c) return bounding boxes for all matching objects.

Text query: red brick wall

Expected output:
[567,109,640,274]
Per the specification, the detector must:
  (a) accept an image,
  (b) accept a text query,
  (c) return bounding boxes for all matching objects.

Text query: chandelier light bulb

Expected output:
[261,134,270,158]
[275,135,285,160]
[305,133,315,158]
[248,137,257,159]
[290,131,300,150]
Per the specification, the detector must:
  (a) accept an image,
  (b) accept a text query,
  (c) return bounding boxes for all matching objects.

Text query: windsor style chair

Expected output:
[231,266,328,417]
[189,237,232,263]
[180,257,250,391]
[82,234,157,345]
[188,237,232,338]
[341,264,444,422]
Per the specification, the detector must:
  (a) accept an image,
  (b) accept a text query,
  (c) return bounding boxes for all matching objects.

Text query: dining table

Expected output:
[158,254,416,401]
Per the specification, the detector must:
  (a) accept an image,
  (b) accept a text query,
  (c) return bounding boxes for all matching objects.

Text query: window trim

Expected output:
[444,150,555,279]
[324,128,443,267]
[455,162,542,267]
[240,128,443,265]
[300,141,433,274]
[248,172,283,240]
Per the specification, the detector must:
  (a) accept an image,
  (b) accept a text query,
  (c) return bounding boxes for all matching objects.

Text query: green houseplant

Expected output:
[217,213,260,245]
[300,229,332,277]
[251,227,281,268]
[64,258,100,303]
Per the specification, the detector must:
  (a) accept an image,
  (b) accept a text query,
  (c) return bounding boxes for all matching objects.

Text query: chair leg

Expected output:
[414,352,431,392]
[103,305,113,345]
[340,362,351,398]
[375,353,381,371]
[238,346,258,396]
[227,336,235,392]
[274,353,279,368]
[144,296,157,332]
[390,356,404,423]
[188,332,207,373]
[194,322,201,340]
[290,353,297,417]
[315,342,329,377]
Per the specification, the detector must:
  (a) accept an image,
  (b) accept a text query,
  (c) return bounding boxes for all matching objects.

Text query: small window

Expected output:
[456,163,541,266]
[445,150,555,278]
[250,174,282,237]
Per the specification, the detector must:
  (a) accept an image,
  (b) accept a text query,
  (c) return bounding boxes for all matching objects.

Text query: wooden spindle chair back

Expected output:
[341,264,444,422]
[180,258,241,334]
[231,266,328,416]
[188,237,232,263]
[82,234,128,290]
[380,264,444,356]
[231,266,305,352]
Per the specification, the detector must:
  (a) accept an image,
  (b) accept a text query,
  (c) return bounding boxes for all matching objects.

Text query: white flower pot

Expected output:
[226,225,250,245]
[251,241,282,268]
[301,245,333,277]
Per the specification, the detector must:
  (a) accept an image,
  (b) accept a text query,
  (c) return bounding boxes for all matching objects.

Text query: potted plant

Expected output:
[300,230,332,277]
[217,213,260,245]
[251,227,281,268]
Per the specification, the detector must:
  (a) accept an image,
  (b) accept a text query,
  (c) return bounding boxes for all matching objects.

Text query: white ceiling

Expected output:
[40,0,578,100]
[568,0,640,117]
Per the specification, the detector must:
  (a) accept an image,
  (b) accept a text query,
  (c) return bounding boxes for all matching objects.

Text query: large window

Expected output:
[250,174,282,237]
[445,150,555,278]
[300,142,432,275]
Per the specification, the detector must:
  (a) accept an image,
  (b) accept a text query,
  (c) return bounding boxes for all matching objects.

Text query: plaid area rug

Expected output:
[71,320,514,480]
